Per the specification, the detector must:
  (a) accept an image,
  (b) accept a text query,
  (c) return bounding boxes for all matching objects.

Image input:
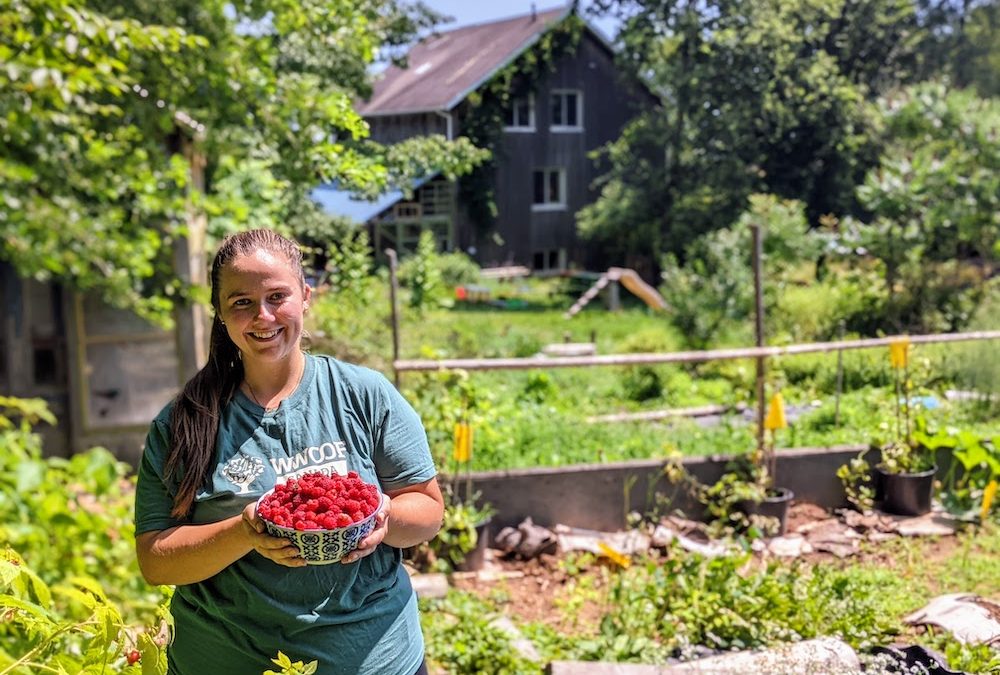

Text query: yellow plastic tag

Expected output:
[889,338,910,369]
[597,541,631,569]
[982,480,997,521]
[764,391,788,431]
[453,422,472,462]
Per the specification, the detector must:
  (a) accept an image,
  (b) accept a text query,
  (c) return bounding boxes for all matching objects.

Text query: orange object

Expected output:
[455,286,468,300]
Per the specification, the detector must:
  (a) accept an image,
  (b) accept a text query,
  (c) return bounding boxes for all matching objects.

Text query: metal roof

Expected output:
[311,174,438,223]
[357,5,572,117]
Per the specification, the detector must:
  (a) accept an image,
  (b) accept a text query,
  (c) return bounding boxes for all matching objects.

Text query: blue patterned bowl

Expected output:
[255,491,385,565]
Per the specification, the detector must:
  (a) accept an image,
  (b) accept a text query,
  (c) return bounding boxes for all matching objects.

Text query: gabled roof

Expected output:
[357,5,574,117]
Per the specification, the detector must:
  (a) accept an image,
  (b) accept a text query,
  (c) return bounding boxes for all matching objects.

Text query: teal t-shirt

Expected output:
[134,355,437,675]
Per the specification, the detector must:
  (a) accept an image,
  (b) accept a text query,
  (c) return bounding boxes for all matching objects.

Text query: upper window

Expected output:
[503,95,535,131]
[550,90,582,131]
[532,168,566,211]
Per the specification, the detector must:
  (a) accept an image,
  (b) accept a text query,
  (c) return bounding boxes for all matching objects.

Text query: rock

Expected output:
[553,524,650,556]
[903,593,1000,645]
[546,637,860,674]
[766,534,813,558]
[490,615,542,662]
[408,572,449,599]
[495,517,559,559]
[651,524,732,558]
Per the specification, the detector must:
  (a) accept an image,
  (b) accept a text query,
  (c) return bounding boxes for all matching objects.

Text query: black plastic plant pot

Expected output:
[877,466,937,516]
[740,487,794,537]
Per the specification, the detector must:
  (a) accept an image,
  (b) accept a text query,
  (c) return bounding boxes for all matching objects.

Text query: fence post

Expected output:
[750,223,766,454]
[386,248,401,388]
[835,320,846,426]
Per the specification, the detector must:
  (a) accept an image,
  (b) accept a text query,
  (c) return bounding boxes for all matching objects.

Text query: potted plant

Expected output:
[667,392,794,538]
[410,486,495,573]
[409,420,496,572]
[736,390,795,536]
[873,339,938,516]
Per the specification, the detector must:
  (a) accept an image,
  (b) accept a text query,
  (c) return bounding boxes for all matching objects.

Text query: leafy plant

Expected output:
[398,230,445,312]
[837,449,876,512]
[915,421,1000,518]
[420,592,541,674]
[414,485,496,573]
[264,651,318,675]
[0,396,169,673]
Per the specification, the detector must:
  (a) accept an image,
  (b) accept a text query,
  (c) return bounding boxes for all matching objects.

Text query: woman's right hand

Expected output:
[241,502,306,567]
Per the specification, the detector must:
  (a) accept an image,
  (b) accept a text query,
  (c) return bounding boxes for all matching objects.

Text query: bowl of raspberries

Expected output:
[255,470,385,565]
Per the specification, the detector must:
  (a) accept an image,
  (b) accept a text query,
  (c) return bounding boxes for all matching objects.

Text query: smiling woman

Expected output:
[133,228,444,675]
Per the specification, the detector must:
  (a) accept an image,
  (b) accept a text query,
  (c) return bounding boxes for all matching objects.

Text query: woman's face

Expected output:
[217,248,311,367]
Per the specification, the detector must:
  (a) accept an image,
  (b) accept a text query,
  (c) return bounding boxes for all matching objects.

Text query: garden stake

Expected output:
[982,480,998,521]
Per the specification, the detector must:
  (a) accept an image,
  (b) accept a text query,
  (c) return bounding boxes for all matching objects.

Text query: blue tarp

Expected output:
[311,174,438,224]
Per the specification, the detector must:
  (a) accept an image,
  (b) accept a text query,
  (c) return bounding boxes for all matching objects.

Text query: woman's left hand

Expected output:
[341,493,391,564]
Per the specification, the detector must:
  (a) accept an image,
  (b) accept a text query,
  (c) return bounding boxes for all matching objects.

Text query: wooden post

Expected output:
[386,248,401,387]
[834,320,846,426]
[173,135,209,382]
[751,223,766,455]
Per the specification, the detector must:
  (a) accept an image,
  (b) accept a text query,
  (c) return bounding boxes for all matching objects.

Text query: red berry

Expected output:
[127,650,141,665]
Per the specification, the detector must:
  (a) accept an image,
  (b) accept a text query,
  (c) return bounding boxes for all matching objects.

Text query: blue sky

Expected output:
[420,0,619,40]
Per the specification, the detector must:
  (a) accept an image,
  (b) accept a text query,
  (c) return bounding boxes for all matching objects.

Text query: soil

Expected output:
[446,500,969,637]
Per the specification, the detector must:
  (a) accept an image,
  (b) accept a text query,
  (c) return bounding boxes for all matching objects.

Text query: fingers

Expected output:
[242,504,305,567]
[342,494,391,565]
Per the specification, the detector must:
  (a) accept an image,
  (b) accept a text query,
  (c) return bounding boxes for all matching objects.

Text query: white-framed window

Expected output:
[550,89,582,131]
[532,168,566,211]
[503,94,535,131]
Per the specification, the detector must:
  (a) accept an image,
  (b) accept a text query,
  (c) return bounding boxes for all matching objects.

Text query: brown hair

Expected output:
[165,229,305,518]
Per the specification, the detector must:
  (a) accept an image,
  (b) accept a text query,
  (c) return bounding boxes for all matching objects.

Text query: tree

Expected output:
[844,82,1000,331]
[0,0,488,324]
[579,0,921,271]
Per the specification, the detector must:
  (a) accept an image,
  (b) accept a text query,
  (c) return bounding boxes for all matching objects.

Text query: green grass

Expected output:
[310,285,1000,472]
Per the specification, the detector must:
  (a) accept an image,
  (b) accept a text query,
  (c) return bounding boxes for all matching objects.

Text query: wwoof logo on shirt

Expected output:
[270,440,350,483]
[221,451,266,493]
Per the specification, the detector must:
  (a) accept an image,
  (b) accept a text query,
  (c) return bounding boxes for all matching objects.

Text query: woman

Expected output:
[135,229,444,674]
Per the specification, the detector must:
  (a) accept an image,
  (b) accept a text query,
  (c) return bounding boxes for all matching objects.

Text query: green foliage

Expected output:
[398,230,445,312]
[0,0,486,325]
[0,397,168,673]
[436,252,481,289]
[415,490,496,573]
[845,83,1000,332]
[264,651,318,675]
[659,195,827,348]
[421,592,541,675]
[581,0,911,266]
[308,269,393,372]
[601,548,908,654]
[837,449,876,512]
[917,421,1000,517]
[323,229,373,296]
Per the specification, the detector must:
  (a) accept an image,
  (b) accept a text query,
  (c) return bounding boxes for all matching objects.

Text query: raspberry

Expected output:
[259,471,381,531]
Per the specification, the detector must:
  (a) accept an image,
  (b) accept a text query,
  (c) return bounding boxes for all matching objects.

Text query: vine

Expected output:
[457,14,584,228]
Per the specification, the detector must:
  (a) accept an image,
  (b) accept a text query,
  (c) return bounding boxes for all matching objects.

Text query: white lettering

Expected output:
[269,439,353,478]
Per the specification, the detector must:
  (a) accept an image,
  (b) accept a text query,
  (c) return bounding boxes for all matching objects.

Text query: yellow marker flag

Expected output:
[453,422,472,462]
[597,542,631,569]
[889,338,910,369]
[982,480,998,521]
[764,392,788,431]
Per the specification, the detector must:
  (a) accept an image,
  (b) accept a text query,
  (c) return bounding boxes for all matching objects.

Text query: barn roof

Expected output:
[357,5,575,117]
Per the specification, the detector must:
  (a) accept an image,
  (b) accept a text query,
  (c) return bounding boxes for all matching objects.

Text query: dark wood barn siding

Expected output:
[482,33,650,270]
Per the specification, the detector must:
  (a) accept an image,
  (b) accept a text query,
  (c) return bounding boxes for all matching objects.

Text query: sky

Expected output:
[420,0,620,41]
